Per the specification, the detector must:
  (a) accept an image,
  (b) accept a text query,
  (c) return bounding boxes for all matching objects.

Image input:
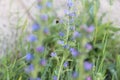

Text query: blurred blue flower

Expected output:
[27,34,37,42]
[59,19,64,24]
[36,77,41,80]
[40,14,48,21]
[67,0,73,7]
[40,58,47,66]
[73,31,81,38]
[46,2,52,8]
[63,61,68,68]
[50,52,57,57]
[64,10,69,15]
[69,12,76,17]
[25,53,34,61]
[72,71,78,78]
[25,64,34,73]
[70,48,80,57]
[32,23,40,31]
[86,25,95,33]
[84,61,93,71]
[36,46,45,53]
[59,31,65,37]
[85,43,92,50]
[43,28,49,35]
[53,76,57,80]
[37,5,43,10]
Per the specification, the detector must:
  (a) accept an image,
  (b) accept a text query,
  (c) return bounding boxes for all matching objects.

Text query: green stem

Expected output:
[57,57,65,80]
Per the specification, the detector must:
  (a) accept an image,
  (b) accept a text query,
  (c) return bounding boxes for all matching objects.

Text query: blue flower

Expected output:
[32,23,40,31]
[27,34,37,42]
[63,61,68,68]
[72,71,78,78]
[86,25,95,33]
[70,48,80,57]
[37,5,43,10]
[50,52,57,57]
[73,31,81,39]
[59,31,65,37]
[43,28,49,35]
[84,61,93,71]
[69,12,76,17]
[64,10,69,15]
[53,76,57,80]
[36,77,41,80]
[46,2,52,8]
[67,0,73,7]
[24,64,34,73]
[36,46,45,53]
[40,58,47,66]
[40,14,48,21]
[85,43,92,50]
[25,53,34,61]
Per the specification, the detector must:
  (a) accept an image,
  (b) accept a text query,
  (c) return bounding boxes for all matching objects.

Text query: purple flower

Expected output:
[59,32,65,37]
[63,61,68,68]
[40,14,48,21]
[86,76,92,80]
[25,64,34,73]
[36,46,45,53]
[72,71,78,78]
[64,10,69,15]
[27,34,37,42]
[50,52,57,57]
[32,23,40,31]
[85,43,92,50]
[46,2,52,8]
[73,31,81,38]
[53,76,57,80]
[70,48,79,57]
[84,61,93,71]
[37,5,43,10]
[86,25,95,33]
[40,58,47,66]
[67,0,73,7]
[43,28,49,35]
[69,12,76,17]
[59,19,64,24]
[25,53,34,61]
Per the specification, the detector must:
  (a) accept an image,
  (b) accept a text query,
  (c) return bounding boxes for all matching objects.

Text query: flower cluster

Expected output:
[23,0,95,80]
